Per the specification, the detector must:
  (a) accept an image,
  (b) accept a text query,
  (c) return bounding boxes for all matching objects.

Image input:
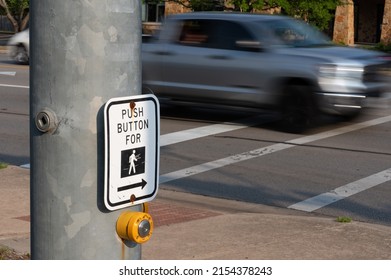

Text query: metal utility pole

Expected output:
[30,1,143,259]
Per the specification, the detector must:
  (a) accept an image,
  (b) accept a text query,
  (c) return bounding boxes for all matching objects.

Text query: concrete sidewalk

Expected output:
[1,165,391,259]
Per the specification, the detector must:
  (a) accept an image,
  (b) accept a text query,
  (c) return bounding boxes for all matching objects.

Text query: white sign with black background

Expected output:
[104,94,159,211]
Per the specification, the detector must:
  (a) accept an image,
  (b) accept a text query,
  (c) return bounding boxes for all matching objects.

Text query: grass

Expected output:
[355,42,391,53]
[0,246,30,260]
[373,43,391,53]
[0,162,8,169]
[336,216,352,223]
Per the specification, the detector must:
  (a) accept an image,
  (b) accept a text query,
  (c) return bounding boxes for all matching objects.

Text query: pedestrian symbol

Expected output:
[121,147,146,178]
[129,150,138,175]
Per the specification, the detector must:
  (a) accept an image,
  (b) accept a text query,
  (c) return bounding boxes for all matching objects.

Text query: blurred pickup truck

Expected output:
[142,12,391,131]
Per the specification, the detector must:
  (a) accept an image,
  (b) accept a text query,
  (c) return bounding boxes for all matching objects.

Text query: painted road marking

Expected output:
[160,115,391,184]
[0,83,29,89]
[0,71,16,76]
[160,115,268,146]
[21,113,391,211]
[20,115,266,168]
[288,168,391,212]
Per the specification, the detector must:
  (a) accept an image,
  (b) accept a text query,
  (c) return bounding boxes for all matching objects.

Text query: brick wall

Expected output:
[333,0,355,45]
[333,0,391,45]
[381,0,391,44]
[142,22,161,35]
[165,2,191,15]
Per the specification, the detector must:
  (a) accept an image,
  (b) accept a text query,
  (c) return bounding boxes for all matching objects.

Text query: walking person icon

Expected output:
[129,150,137,175]
[121,147,146,178]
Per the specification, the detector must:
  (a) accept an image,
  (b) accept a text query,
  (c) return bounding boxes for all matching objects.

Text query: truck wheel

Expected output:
[15,45,29,64]
[279,84,318,133]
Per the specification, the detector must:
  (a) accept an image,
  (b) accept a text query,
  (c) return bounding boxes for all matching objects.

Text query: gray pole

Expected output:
[30,1,142,259]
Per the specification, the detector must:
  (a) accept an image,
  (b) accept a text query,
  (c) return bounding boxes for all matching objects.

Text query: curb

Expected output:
[0,46,8,54]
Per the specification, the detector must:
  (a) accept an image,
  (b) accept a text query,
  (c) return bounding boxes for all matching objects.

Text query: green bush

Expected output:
[374,43,391,53]
[336,216,352,223]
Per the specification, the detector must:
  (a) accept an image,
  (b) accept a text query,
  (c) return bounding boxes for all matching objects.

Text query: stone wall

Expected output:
[333,0,391,45]
[142,22,161,35]
[381,0,391,44]
[333,0,355,45]
[165,2,191,15]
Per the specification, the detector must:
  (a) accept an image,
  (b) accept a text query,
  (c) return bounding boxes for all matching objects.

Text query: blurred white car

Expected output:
[7,29,29,64]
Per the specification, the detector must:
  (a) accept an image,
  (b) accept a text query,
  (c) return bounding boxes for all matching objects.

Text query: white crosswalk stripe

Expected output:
[23,113,391,212]
[288,168,391,212]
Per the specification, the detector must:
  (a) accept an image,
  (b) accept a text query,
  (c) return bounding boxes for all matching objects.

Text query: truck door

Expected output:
[163,18,270,104]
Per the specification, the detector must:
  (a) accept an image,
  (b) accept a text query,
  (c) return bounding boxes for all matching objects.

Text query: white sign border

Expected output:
[103,94,160,211]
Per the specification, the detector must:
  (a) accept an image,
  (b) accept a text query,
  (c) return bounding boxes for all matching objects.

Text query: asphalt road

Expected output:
[0,53,29,165]
[157,101,391,227]
[1,52,391,227]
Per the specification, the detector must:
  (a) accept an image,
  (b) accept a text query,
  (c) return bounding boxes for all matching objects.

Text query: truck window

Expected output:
[178,20,209,46]
[176,19,258,51]
[208,20,257,51]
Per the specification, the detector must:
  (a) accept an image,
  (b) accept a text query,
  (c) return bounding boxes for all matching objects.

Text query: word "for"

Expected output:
[126,133,141,144]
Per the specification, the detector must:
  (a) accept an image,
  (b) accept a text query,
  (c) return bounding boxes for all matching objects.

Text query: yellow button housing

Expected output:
[116,211,153,244]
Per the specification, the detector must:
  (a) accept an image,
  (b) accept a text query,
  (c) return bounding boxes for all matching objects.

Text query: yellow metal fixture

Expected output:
[142,202,149,213]
[116,211,153,244]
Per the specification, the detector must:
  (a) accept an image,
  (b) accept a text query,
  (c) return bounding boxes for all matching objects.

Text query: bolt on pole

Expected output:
[30,1,143,259]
